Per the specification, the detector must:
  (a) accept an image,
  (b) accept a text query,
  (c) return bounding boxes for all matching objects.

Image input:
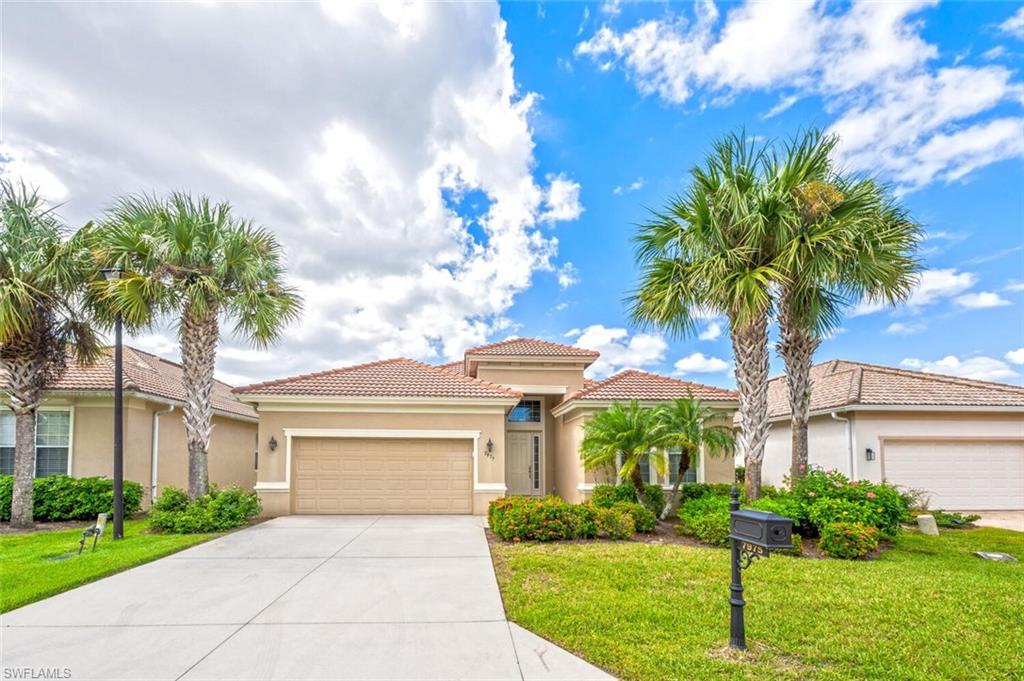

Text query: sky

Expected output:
[2,1,1023,388]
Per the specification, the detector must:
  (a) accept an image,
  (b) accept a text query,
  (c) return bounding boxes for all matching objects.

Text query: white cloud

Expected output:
[851,268,977,316]
[900,355,1020,382]
[884,322,926,336]
[557,262,580,288]
[698,321,722,341]
[573,324,667,378]
[564,327,582,338]
[1004,281,1024,292]
[1,3,584,384]
[954,291,1011,309]
[612,177,644,195]
[1006,348,1024,365]
[577,1,1024,189]
[1000,6,1024,39]
[673,352,730,375]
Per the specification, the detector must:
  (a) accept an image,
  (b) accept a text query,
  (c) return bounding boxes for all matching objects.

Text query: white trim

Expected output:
[552,398,739,418]
[577,483,596,492]
[502,384,567,395]
[255,403,510,415]
[239,395,518,407]
[38,391,258,423]
[65,405,75,476]
[474,483,507,492]
[767,403,1024,423]
[255,482,290,491]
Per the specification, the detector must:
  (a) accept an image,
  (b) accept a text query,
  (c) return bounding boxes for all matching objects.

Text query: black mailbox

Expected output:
[729,509,793,551]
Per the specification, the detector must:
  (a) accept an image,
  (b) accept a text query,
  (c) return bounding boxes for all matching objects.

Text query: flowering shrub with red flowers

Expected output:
[488,496,597,542]
[818,521,879,559]
[790,467,909,538]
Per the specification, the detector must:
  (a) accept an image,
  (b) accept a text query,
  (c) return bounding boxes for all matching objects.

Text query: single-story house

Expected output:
[761,359,1024,510]
[233,338,738,516]
[1,346,259,505]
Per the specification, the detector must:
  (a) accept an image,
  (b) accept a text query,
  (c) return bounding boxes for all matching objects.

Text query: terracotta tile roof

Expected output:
[19,347,258,420]
[465,337,599,359]
[561,369,737,405]
[766,359,1024,418]
[436,360,465,375]
[233,358,521,400]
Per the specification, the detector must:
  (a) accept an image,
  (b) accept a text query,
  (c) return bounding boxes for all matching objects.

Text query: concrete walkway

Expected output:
[1,516,613,680]
[967,510,1024,532]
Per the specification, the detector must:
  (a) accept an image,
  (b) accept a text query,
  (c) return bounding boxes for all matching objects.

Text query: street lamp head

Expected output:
[101,267,125,281]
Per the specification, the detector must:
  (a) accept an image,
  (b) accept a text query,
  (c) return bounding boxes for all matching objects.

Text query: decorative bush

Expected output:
[806,497,883,532]
[747,495,805,530]
[149,485,260,534]
[791,467,910,538]
[677,483,736,505]
[488,496,596,542]
[613,501,656,533]
[818,521,879,559]
[590,483,665,516]
[0,475,143,522]
[676,494,731,546]
[594,506,635,539]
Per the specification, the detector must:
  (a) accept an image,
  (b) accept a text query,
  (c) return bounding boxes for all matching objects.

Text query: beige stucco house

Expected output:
[1,347,259,505]
[233,338,738,516]
[761,359,1024,511]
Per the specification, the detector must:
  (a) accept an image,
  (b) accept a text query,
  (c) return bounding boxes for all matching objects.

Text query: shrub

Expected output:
[590,483,665,516]
[735,465,745,483]
[594,506,635,539]
[488,496,596,542]
[149,485,260,534]
[747,494,806,530]
[818,522,879,559]
[677,483,736,504]
[677,494,731,546]
[0,475,143,522]
[932,510,981,528]
[792,467,910,538]
[613,501,656,533]
[806,497,883,532]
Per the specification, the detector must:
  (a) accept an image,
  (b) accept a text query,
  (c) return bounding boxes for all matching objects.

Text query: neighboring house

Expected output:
[233,338,738,516]
[761,359,1024,511]
[1,347,259,504]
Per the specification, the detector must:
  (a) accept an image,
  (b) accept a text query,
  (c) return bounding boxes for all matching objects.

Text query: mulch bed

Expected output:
[0,520,92,535]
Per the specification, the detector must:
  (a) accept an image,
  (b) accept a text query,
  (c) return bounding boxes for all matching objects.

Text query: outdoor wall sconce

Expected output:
[269,436,278,452]
[485,438,494,460]
[865,447,875,461]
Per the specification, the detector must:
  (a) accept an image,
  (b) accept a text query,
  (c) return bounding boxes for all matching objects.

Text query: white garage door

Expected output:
[884,440,1024,510]
[292,437,472,514]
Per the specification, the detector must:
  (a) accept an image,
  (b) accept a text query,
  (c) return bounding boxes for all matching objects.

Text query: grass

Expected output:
[0,519,219,612]
[492,528,1024,680]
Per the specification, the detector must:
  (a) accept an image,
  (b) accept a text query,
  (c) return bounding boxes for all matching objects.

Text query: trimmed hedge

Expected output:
[488,496,597,542]
[0,475,143,522]
[818,521,879,559]
[591,483,666,516]
[149,485,260,534]
[613,501,656,533]
[675,494,732,546]
[594,506,634,539]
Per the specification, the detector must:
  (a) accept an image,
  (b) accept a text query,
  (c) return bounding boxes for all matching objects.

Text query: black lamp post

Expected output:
[102,267,125,540]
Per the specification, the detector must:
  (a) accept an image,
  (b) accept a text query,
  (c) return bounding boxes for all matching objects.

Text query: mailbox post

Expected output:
[727,486,793,650]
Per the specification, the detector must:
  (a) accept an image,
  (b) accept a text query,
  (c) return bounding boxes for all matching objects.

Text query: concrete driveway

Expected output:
[1,516,612,681]
[969,511,1024,532]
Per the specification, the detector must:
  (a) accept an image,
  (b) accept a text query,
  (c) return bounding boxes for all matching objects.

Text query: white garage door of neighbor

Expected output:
[293,437,473,514]
[884,440,1024,510]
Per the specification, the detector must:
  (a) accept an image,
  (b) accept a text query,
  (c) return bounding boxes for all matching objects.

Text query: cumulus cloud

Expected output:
[698,321,722,341]
[576,1,1024,190]
[1000,6,1024,39]
[900,355,1020,382]
[851,268,977,316]
[884,322,926,336]
[1006,348,1024,365]
[954,291,1012,309]
[0,2,584,384]
[557,262,580,288]
[572,324,667,378]
[673,352,730,375]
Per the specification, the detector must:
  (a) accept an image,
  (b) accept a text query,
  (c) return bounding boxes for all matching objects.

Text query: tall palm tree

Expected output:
[0,180,101,526]
[580,400,668,511]
[88,193,302,498]
[631,132,787,501]
[657,397,735,519]
[773,131,921,482]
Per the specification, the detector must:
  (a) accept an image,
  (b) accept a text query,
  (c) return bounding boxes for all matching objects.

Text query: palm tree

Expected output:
[0,180,101,527]
[657,397,735,519]
[580,400,668,511]
[631,132,787,501]
[88,193,302,498]
[773,131,921,483]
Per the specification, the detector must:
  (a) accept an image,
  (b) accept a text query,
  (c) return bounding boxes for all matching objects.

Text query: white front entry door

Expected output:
[506,431,542,496]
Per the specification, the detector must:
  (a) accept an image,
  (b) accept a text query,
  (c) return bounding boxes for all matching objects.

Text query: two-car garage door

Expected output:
[884,440,1024,510]
[292,437,473,514]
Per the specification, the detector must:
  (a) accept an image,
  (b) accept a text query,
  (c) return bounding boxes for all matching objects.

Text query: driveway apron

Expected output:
[1,516,612,680]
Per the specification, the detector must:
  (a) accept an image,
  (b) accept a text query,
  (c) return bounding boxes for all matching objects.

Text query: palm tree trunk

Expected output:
[180,310,218,499]
[661,448,691,520]
[3,357,44,528]
[629,465,650,510]
[731,311,770,502]
[777,296,820,485]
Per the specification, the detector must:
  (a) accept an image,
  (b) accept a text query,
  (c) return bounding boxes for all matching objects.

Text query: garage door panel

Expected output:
[293,437,473,514]
[884,440,1024,510]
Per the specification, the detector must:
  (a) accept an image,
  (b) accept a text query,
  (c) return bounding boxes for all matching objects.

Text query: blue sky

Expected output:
[2,1,1022,386]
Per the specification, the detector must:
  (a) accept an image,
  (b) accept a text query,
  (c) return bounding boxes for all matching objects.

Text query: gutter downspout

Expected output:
[830,411,854,479]
[151,404,175,503]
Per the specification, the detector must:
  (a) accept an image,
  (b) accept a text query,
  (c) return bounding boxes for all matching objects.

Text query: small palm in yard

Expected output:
[657,397,734,519]
[580,400,668,511]
[88,193,302,498]
[0,180,102,527]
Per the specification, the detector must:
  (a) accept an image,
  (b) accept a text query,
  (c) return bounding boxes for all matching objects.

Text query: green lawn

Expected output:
[492,528,1024,680]
[0,519,219,612]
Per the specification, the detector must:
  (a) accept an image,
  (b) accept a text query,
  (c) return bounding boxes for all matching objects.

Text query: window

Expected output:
[638,454,651,484]
[508,399,541,423]
[0,411,71,477]
[667,448,699,485]
[532,435,540,490]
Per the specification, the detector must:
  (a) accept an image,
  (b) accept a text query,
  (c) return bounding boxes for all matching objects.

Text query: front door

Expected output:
[506,431,542,496]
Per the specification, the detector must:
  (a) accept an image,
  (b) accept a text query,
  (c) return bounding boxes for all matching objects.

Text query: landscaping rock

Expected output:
[974,551,1018,563]
[917,514,939,536]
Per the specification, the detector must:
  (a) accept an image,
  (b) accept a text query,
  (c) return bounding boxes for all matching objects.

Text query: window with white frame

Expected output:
[0,411,71,477]
[667,447,698,485]
[508,399,542,423]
